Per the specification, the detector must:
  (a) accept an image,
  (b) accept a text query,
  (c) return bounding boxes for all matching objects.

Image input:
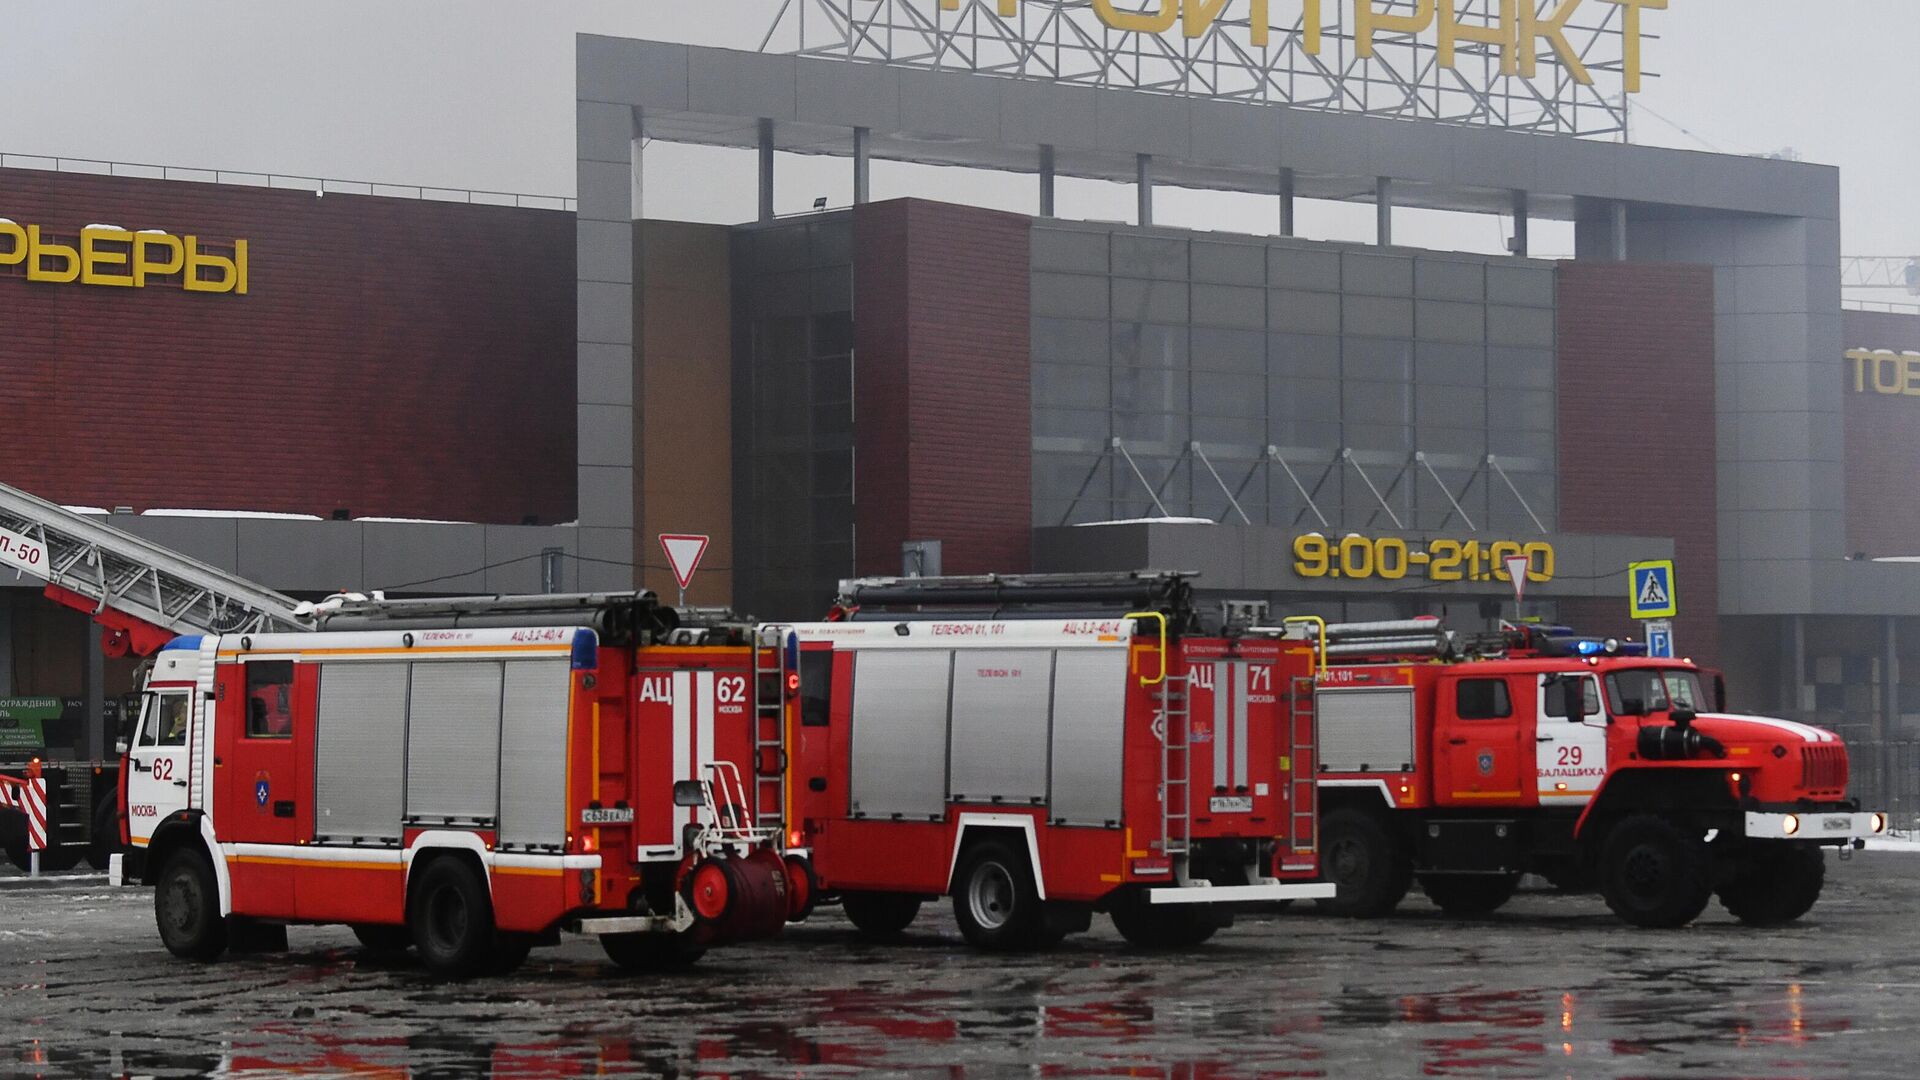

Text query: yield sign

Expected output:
[659,534,710,591]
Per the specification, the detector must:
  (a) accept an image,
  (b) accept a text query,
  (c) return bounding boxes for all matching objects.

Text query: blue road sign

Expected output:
[1629,560,1677,620]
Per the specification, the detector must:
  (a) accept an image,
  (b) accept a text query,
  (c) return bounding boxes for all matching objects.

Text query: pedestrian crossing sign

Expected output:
[1629,560,1677,620]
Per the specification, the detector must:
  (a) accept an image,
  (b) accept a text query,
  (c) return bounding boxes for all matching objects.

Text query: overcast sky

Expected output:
[3,2,1916,263]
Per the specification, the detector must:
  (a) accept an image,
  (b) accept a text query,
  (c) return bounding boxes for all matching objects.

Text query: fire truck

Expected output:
[1,479,808,976]
[123,593,807,978]
[788,573,1333,951]
[1305,618,1887,928]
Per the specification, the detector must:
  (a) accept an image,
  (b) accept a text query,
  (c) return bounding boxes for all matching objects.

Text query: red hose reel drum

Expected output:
[683,855,790,944]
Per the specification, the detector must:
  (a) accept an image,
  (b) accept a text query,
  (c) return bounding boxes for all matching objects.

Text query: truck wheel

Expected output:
[351,925,414,954]
[1110,895,1220,949]
[1600,814,1714,929]
[87,799,121,871]
[602,932,706,972]
[952,842,1047,951]
[2,841,28,872]
[409,858,496,979]
[490,933,536,975]
[1318,809,1412,918]
[154,849,228,961]
[1418,873,1521,917]
[1717,844,1825,926]
[841,891,923,938]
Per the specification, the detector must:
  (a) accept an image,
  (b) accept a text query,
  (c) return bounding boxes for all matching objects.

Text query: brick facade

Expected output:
[0,169,575,525]
[853,199,1033,577]
[1555,263,1719,664]
[1843,308,1920,558]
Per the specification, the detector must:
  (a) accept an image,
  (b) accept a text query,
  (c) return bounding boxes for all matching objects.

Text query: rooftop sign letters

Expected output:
[0,219,249,295]
[1848,349,1920,399]
[765,0,1663,137]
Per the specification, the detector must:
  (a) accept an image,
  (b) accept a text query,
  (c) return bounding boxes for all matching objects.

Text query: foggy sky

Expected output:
[2,2,1915,265]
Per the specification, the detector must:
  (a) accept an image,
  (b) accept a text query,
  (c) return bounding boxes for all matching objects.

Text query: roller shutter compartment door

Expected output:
[1048,649,1129,826]
[497,660,572,850]
[405,661,505,826]
[848,650,952,820]
[312,662,409,843]
[948,649,1054,806]
[1317,687,1417,773]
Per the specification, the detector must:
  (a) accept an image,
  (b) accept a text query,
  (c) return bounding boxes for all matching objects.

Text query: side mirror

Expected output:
[672,780,706,808]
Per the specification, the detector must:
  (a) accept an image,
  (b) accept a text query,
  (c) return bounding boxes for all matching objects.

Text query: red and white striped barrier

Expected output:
[0,769,48,854]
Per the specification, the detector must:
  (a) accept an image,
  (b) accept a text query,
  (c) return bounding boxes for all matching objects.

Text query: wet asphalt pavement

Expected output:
[4,854,1919,1078]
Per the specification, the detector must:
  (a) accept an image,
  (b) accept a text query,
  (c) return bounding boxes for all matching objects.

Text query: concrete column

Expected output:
[1279,167,1296,238]
[1375,177,1393,246]
[758,118,776,223]
[1886,617,1899,809]
[853,127,871,205]
[1039,145,1056,218]
[1510,189,1530,257]
[575,95,641,589]
[1136,153,1154,227]
[1610,201,1629,261]
[83,626,104,762]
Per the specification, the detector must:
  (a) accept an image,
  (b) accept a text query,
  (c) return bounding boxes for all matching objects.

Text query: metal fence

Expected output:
[1845,740,1920,831]
[0,153,575,212]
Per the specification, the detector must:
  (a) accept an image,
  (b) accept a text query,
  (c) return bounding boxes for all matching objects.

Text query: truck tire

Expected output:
[1418,873,1521,917]
[87,798,121,871]
[490,932,536,975]
[841,891,923,938]
[1110,894,1220,949]
[951,842,1047,951]
[602,932,706,972]
[154,849,228,961]
[409,857,496,979]
[1599,814,1714,929]
[1717,844,1825,926]
[351,924,414,954]
[1318,809,1412,918]
[3,840,28,872]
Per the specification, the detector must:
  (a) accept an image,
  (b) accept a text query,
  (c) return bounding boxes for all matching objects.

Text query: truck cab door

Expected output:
[215,660,315,918]
[125,690,193,848]
[1435,675,1529,807]
[1534,673,1608,806]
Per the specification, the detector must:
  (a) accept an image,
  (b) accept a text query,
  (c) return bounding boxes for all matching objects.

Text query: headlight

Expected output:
[1873,813,1887,835]
[1782,814,1800,836]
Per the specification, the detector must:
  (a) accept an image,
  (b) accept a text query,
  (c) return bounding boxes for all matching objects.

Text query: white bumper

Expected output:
[1148,881,1337,905]
[1744,811,1887,843]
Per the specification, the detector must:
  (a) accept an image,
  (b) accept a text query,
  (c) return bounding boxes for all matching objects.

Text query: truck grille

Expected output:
[1800,745,1848,795]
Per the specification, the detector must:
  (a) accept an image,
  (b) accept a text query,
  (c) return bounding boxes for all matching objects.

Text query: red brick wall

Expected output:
[853,199,1032,576]
[0,169,575,524]
[1843,309,1920,556]
[1556,262,1718,664]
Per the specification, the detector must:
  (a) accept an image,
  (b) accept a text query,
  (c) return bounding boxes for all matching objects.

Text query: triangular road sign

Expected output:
[659,534,710,591]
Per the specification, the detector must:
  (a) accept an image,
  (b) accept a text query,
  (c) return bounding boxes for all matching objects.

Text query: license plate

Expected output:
[581,807,635,825]
[1822,816,1852,833]
[1209,796,1254,813]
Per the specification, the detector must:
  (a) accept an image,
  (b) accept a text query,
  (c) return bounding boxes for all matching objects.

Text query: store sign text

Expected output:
[939,0,1667,90]
[1293,534,1557,584]
[1848,349,1920,399]
[0,220,249,295]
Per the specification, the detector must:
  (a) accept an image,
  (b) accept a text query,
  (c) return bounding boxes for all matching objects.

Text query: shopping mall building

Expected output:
[4,8,1920,804]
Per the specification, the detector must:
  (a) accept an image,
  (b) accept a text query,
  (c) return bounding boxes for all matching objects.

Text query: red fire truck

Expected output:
[125,593,808,977]
[788,573,1333,951]
[1307,618,1887,928]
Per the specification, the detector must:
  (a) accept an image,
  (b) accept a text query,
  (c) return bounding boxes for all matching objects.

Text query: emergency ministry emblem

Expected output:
[255,776,271,808]
[1477,751,1495,776]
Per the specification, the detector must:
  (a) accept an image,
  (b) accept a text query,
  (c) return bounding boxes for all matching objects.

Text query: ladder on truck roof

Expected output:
[0,479,311,648]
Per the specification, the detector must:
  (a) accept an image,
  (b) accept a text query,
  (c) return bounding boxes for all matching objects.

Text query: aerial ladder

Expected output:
[0,479,312,657]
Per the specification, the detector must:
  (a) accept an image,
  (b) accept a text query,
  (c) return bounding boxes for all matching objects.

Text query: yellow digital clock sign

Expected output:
[1293,535,1555,584]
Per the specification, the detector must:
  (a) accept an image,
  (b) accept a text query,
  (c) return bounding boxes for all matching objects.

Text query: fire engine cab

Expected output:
[1306,618,1887,928]
[788,573,1333,951]
[124,592,808,978]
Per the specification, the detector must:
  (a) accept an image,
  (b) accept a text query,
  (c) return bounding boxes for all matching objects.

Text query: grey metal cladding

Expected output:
[1049,649,1129,826]
[1317,687,1417,772]
[313,662,408,842]
[849,650,952,819]
[405,661,505,824]
[498,660,572,849]
[948,649,1055,805]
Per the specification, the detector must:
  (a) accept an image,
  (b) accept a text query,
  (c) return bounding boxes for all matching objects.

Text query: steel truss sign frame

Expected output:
[760,0,1659,139]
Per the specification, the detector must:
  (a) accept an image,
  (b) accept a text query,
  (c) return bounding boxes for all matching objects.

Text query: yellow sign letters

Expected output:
[0,220,249,295]
[1848,349,1920,399]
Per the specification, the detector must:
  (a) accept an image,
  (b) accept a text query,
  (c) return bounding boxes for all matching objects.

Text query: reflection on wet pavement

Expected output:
[3,859,1915,1078]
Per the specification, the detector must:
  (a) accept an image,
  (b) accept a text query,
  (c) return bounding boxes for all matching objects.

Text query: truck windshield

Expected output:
[1604,669,1712,716]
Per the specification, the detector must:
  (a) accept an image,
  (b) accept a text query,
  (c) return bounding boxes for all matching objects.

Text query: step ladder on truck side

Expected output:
[751,625,797,840]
